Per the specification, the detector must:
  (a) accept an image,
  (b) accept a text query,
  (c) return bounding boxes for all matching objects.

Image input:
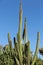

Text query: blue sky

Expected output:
[0,0,43,59]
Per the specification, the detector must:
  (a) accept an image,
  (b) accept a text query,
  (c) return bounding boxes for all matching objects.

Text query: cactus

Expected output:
[13,0,40,65]
[8,33,12,56]
[31,32,40,65]
[15,0,23,65]
[24,41,30,65]
[26,41,30,65]
[18,0,22,38]
[0,0,41,65]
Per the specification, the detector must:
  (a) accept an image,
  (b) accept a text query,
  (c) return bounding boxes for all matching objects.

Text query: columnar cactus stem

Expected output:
[24,41,30,65]
[18,0,22,38]
[27,41,30,65]
[23,17,28,43]
[8,33,12,56]
[15,0,23,65]
[17,33,23,65]
[8,33,11,42]
[31,32,40,65]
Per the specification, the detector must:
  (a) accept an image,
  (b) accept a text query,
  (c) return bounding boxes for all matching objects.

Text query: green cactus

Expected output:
[8,33,12,56]
[31,32,40,65]
[15,0,23,65]
[13,0,40,65]
[0,0,41,65]
[24,41,30,65]
[26,41,30,65]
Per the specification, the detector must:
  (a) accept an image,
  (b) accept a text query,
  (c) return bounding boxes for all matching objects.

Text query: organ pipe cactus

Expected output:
[8,33,12,56]
[0,0,41,65]
[14,0,40,65]
[24,41,30,65]
[15,0,23,65]
[31,32,40,65]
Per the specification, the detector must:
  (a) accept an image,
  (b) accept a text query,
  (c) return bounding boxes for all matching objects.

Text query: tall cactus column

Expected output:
[31,32,40,65]
[23,17,30,65]
[8,33,12,56]
[16,0,23,65]
[23,17,28,43]
[27,41,30,65]
[18,0,22,38]
[24,41,30,65]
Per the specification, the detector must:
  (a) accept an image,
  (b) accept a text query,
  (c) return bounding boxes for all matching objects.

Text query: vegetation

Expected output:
[0,0,43,65]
